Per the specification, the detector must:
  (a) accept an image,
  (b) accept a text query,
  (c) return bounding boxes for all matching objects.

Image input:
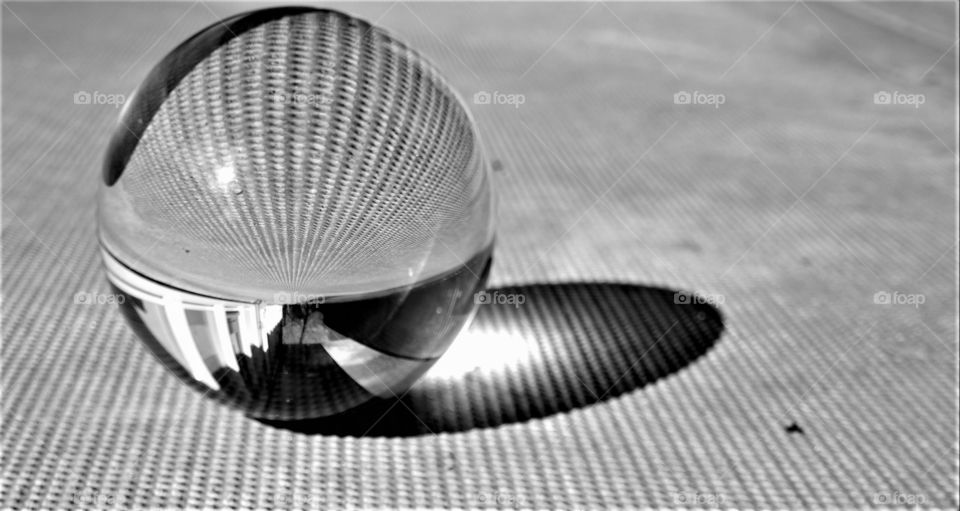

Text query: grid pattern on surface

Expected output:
[1,2,957,509]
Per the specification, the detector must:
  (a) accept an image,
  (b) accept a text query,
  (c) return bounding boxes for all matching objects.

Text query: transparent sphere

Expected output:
[98,7,494,421]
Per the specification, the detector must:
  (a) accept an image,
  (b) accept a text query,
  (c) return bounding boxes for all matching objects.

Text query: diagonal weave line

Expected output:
[796,201,888,284]
[599,1,679,80]
[516,117,686,283]
[711,120,894,410]
[361,1,400,40]
[720,0,799,79]
[529,317,682,468]
[916,447,959,484]
[356,398,403,437]
[596,201,685,284]
[401,2,481,82]
[918,320,958,355]
[719,119,891,287]
[918,38,958,80]
[1,125,71,196]
[410,216,483,284]
[130,365,247,453]
[118,1,199,79]
[354,360,439,438]
[598,320,679,401]
[2,3,79,80]
[197,0,240,39]
[916,241,958,281]
[774,322,877,423]
[720,119,800,198]
[709,319,882,484]
[572,373,601,401]
[512,117,679,279]
[711,110,950,464]
[516,116,605,197]
[717,119,879,279]
[519,1,598,79]
[116,230,173,278]
[796,119,878,199]
[1,202,85,284]
[919,119,958,157]
[800,0,881,81]
[718,201,798,281]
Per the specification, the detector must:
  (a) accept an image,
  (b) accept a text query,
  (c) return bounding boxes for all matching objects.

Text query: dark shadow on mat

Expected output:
[258,282,724,437]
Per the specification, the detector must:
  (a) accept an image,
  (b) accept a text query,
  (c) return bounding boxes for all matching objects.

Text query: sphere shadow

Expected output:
[258,282,724,437]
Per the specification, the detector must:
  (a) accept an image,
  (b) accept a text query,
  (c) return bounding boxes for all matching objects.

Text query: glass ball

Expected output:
[98,7,494,421]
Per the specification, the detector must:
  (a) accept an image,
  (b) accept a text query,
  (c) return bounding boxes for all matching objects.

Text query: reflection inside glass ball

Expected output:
[98,7,494,420]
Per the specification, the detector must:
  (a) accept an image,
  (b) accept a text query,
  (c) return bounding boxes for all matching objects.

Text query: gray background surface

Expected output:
[2,1,958,508]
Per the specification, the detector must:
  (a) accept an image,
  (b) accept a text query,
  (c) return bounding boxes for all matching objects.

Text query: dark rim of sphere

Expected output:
[102,7,366,187]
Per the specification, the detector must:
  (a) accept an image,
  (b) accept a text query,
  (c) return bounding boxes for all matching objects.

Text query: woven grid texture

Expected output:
[2,2,958,509]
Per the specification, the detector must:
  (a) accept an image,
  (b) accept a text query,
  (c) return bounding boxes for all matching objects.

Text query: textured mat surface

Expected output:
[2,1,958,509]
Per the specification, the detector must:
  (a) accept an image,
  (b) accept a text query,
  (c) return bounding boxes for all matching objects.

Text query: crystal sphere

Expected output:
[98,7,494,421]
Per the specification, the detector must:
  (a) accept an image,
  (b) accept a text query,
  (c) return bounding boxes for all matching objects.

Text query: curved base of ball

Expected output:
[104,245,492,421]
